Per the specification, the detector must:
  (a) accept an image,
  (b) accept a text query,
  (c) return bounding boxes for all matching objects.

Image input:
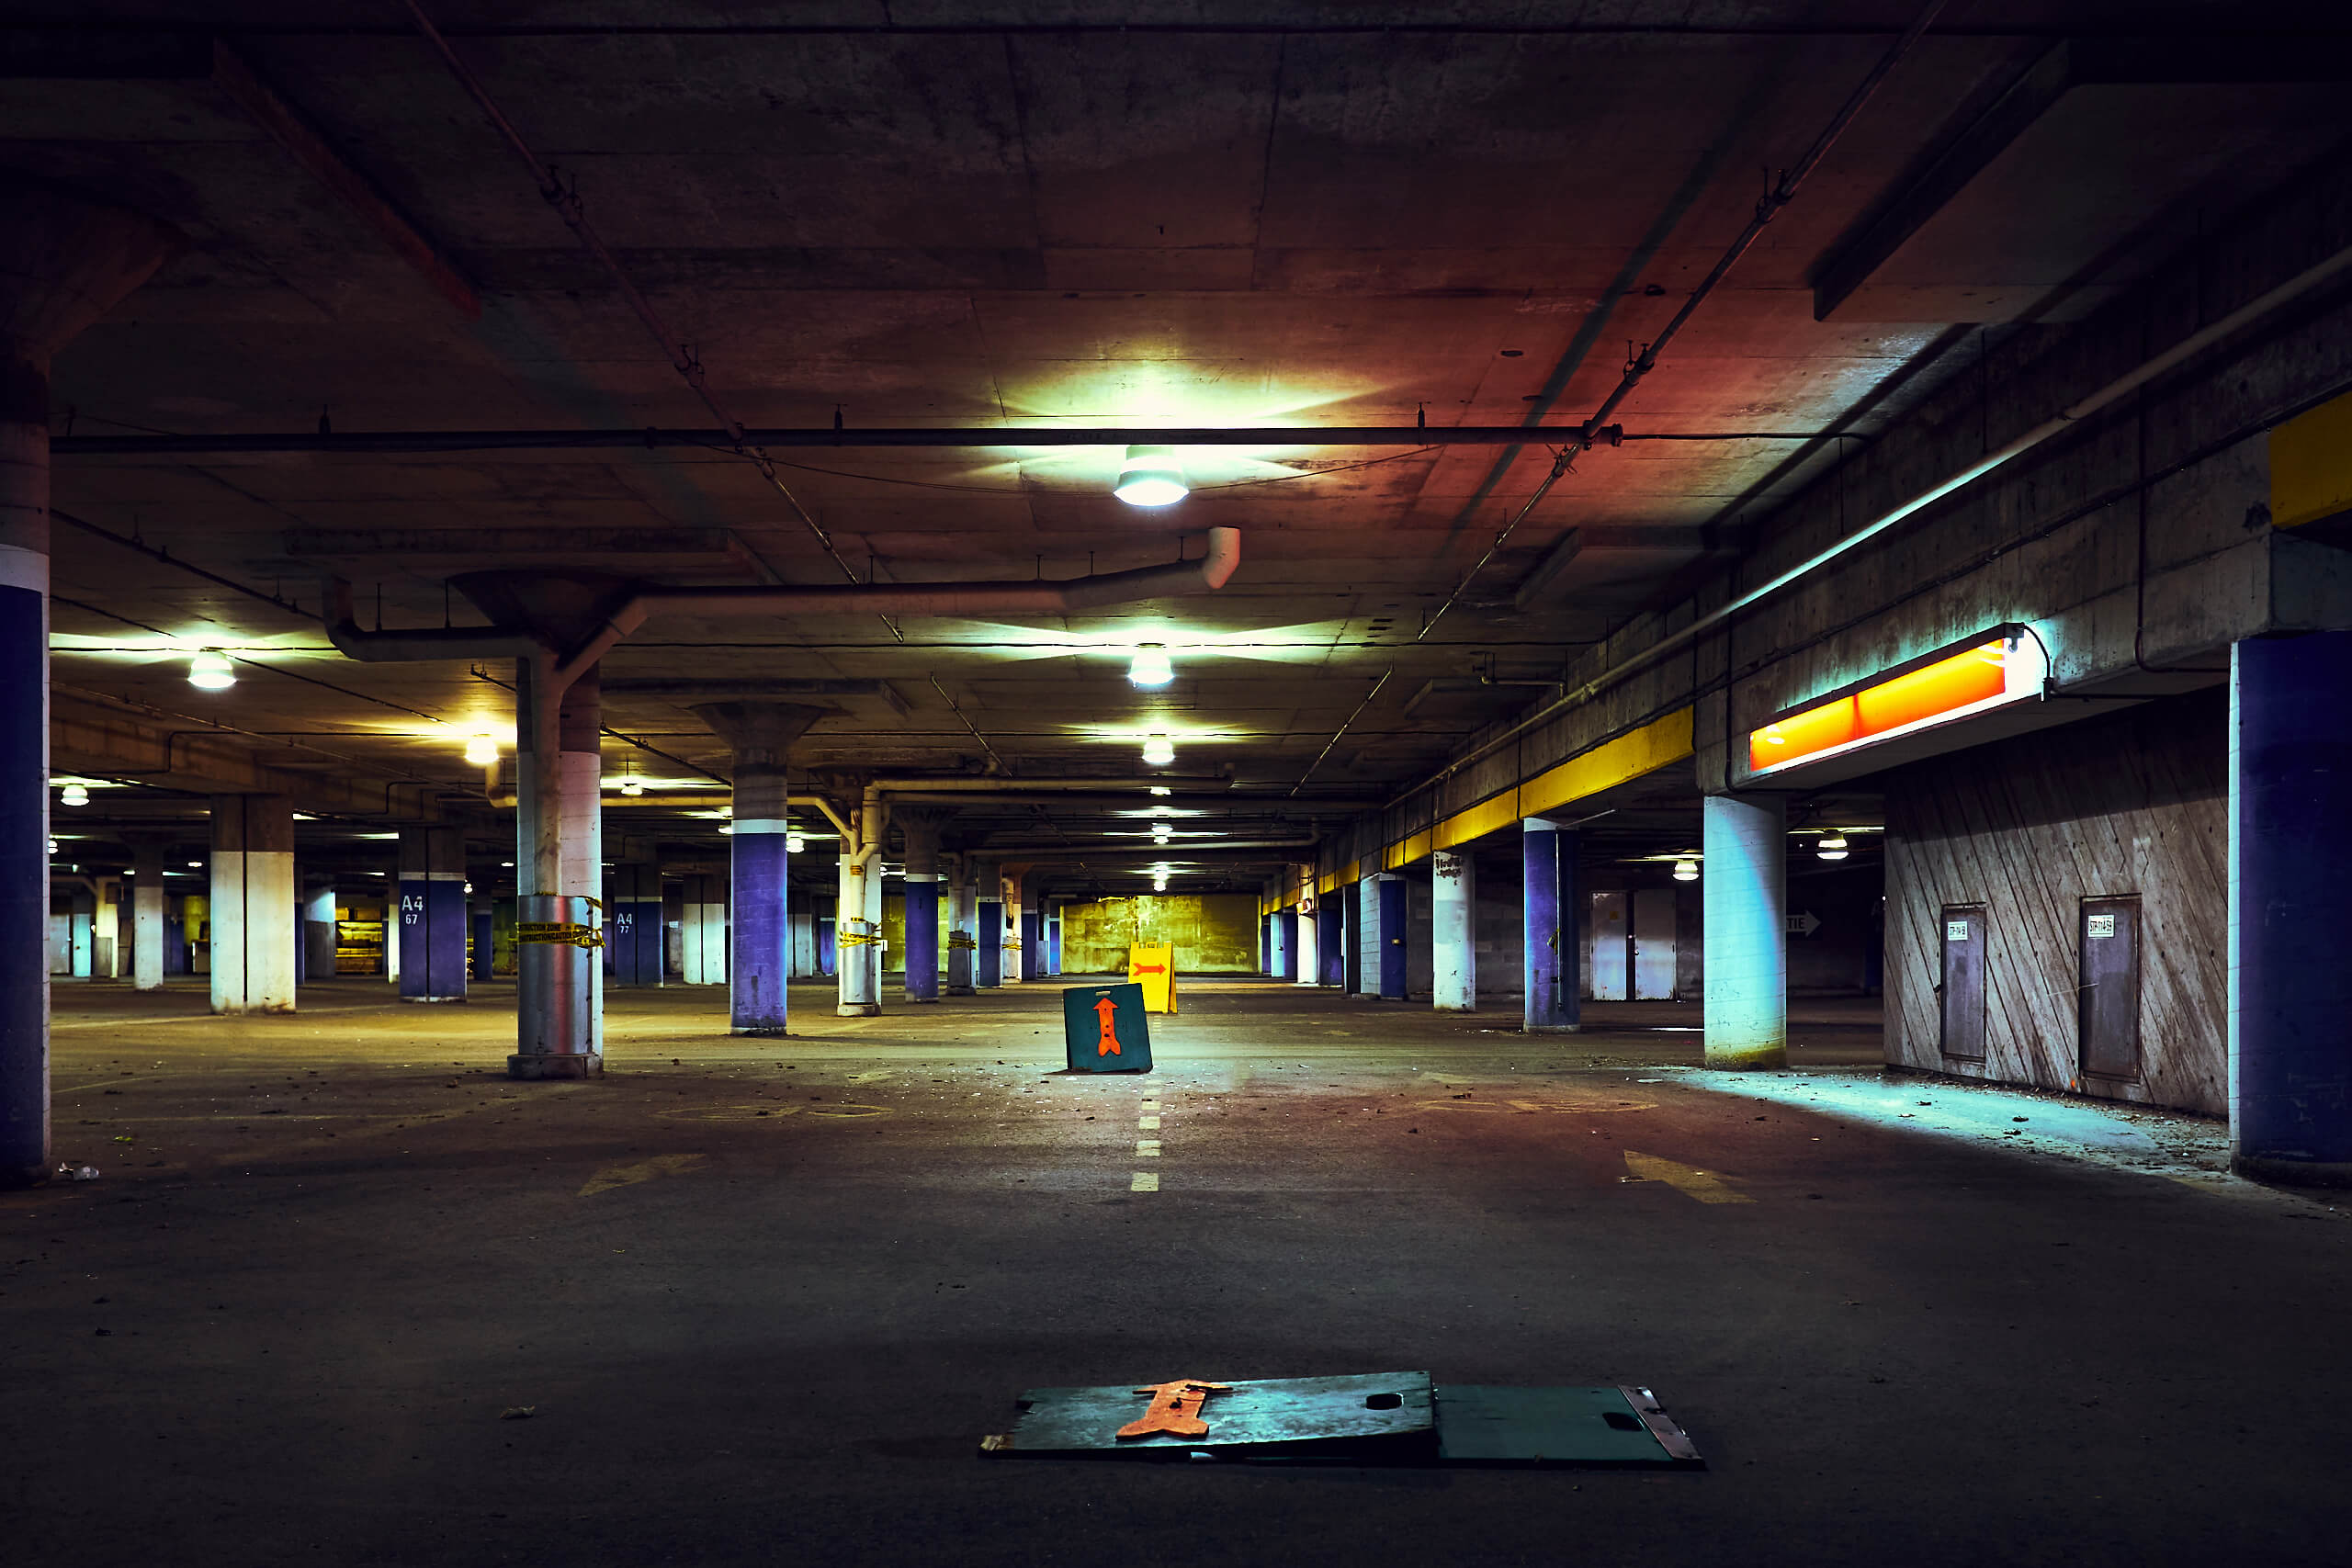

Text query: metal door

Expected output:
[1939,904,1986,1061]
[1632,888,1677,999]
[1379,876,1408,999]
[1588,891,1629,1001]
[2078,897,2143,1081]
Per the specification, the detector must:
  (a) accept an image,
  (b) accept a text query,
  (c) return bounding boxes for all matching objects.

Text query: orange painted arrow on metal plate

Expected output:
[1093,995,1123,1056]
[1116,1380,1231,1439]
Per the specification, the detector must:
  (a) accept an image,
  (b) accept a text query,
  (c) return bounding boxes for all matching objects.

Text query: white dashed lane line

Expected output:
[1132,1094,1163,1191]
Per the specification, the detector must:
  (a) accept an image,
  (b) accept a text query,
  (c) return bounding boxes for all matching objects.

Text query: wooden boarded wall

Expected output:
[1883,690,2227,1116]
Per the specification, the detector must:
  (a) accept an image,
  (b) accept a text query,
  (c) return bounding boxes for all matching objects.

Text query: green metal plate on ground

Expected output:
[1433,1385,1703,1468]
[1061,981,1151,1072]
[989,1371,1433,1458]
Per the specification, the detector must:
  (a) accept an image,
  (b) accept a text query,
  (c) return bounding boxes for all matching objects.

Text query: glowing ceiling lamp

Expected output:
[618,776,644,796]
[1148,785,1172,796]
[1153,874,1170,892]
[786,833,806,853]
[1127,643,1175,688]
[1140,733,1176,767]
[463,733,500,767]
[58,784,88,807]
[1113,445,1187,508]
[1152,825,1173,843]
[1672,857,1699,882]
[1746,627,2048,779]
[1816,834,1849,862]
[187,649,236,690]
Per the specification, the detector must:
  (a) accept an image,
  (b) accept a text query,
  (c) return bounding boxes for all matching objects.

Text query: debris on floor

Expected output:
[980,1371,1701,1467]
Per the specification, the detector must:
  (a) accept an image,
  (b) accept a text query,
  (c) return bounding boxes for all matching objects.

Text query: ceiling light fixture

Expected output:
[1141,733,1176,767]
[786,833,806,853]
[1153,874,1170,892]
[187,649,236,690]
[58,784,88,807]
[1148,785,1172,796]
[1816,834,1849,862]
[618,776,644,796]
[463,733,500,767]
[1113,445,1187,508]
[1127,643,1174,687]
[1672,857,1699,882]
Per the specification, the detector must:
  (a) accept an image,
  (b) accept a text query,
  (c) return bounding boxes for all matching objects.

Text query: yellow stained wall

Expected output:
[1061,894,1259,975]
[881,892,904,974]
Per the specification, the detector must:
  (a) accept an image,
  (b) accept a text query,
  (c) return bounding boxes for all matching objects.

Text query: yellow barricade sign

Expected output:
[1127,942,1176,1014]
[516,921,605,949]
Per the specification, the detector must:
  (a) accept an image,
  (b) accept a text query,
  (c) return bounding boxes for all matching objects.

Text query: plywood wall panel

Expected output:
[1883,691,2226,1116]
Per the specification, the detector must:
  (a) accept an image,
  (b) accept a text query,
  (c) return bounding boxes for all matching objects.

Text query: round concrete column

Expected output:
[944,851,977,995]
[1702,793,1787,1069]
[837,788,886,1016]
[1432,849,1475,1011]
[895,807,955,1003]
[0,181,178,1187]
[513,660,604,1078]
[693,702,826,1035]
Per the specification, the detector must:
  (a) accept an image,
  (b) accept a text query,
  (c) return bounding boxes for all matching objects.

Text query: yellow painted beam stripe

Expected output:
[2272,389,2352,530]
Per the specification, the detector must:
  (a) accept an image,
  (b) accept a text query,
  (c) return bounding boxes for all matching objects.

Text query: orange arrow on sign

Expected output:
[1130,964,1167,975]
[1092,995,1123,1056]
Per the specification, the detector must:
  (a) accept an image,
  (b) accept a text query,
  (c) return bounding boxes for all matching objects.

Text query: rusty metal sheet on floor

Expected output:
[986,1371,1433,1458]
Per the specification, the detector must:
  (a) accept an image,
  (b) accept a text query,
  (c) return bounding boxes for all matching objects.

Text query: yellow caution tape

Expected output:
[946,933,978,950]
[515,921,605,949]
[837,931,886,946]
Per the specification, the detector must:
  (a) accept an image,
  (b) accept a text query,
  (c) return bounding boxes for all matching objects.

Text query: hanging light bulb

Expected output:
[58,783,88,807]
[786,832,806,854]
[1153,874,1170,892]
[1113,445,1187,507]
[187,649,236,690]
[1672,857,1699,882]
[1148,785,1172,796]
[1141,733,1176,766]
[1816,834,1849,862]
[1127,643,1174,688]
[463,733,500,767]
[618,776,644,796]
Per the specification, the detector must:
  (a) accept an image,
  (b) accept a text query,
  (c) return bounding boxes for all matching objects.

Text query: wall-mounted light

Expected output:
[47,839,58,855]
[57,784,88,807]
[1114,445,1187,508]
[1815,834,1849,862]
[1141,734,1176,767]
[1127,643,1174,688]
[463,733,500,767]
[187,649,236,690]
[1672,858,1699,882]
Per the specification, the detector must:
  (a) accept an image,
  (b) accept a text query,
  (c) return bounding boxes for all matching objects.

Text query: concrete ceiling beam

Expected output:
[51,694,444,822]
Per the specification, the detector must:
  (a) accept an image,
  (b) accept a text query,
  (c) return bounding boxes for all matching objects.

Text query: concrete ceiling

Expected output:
[16,4,2346,886]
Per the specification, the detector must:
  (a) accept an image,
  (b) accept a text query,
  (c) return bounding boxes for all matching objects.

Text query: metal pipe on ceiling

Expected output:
[1395,226,2352,810]
[47,424,1849,457]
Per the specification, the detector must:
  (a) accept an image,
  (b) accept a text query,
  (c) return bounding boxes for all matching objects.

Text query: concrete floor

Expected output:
[7,978,2348,1566]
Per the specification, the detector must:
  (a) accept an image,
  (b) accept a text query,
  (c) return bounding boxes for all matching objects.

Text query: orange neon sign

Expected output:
[1749,637,2032,776]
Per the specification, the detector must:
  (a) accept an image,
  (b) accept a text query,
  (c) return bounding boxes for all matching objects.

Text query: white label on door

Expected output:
[2087,913,2116,939]
[1946,919,1970,942]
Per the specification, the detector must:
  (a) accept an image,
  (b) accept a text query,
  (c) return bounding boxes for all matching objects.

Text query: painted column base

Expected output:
[731,1024,789,1038]
[836,1001,880,1018]
[507,1051,603,1080]
[401,994,469,1004]
[944,985,975,997]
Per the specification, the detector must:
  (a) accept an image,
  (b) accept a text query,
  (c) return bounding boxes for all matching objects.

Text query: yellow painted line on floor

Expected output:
[1136,1139,1161,1156]
[1138,1114,1160,1130]
[1623,1150,1752,1204]
[1131,1171,1159,1192]
[1140,1100,1159,1111]
[843,1071,896,1083]
[578,1152,707,1199]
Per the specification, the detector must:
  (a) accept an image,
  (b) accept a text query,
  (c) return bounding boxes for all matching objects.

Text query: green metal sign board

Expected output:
[1061,981,1151,1073]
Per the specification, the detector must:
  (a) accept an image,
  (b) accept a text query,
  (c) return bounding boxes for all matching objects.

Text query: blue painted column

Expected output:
[1021,908,1042,981]
[975,858,1003,987]
[896,807,954,1003]
[397,825,469,1002]
[0,182,175,1186]
[1378,875,1408,999]
[1046,906,1062,976]
[693,702,825,1036]
[1342,886,1362,994]
[2233,631,2352,1182]
[1702,793,1787,1068]
[817,898,837,976]
[1523,819,1580,1032]
[605,844,664,987]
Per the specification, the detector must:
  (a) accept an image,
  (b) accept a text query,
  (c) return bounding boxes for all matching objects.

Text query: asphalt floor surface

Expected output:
[6,976,2346,1566]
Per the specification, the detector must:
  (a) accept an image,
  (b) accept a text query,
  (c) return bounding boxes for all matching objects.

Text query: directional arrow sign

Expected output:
[1785,910,1821,937]
[1093,995,1124,1056]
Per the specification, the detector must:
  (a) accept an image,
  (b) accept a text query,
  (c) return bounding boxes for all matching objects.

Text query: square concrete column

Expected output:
[1353,876,1389,997]
[944,853,977,995]
[301,884,336,984]
[131,844,167,991]
[1702,792,1787,1068]
[1000,867,1024,986]
[2230,630,2352,1183]
[1295,885,1321,987]
[397,825,469,1002]
[1318,898,1344,987]
[1432,849,1475,1011]
[209,795,296,1015]
[470,900,493,980]
[605,840,664,988]
[680,870,728,985]
[1522,820,1580,1032]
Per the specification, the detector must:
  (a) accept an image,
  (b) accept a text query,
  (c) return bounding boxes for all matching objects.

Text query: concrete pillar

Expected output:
[816,897,837,976]
[2231,631,2352,1182]
[1295,884,1321,987]
[1432,848,1475,1011]
[1317,898,1343,987]
[1353,877,1382,996]
[976,854,1004,988]
[92,877,119,980]
[1522,820,1579,1032]
[1019,871,1043,982]
[944,852,977,995]
[396,825,468,1002]
[1001,866,1025,985]
[470,901,493,980]
[790,901,815,979]
[1269,907,1292,979]
[301,884,336,985]
[0,182,178,1187]
[131,844,166,991]
[1047,903,1062,976]
[209,795,296,1015]
[512,660,603,1078]
[693,703,824,1034]
[1702,792,1787,1069]
[1341,886,1361,993]
[605,837,665,988]
[680,869,728,985]
[894,807,955,1004]
[837,791,885,1016]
